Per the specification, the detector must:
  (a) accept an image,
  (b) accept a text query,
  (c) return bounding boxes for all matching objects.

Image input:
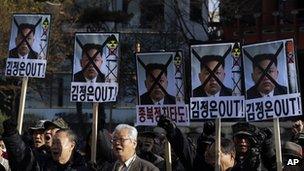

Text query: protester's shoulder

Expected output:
[72,150,88,166]
[136,156,160,171]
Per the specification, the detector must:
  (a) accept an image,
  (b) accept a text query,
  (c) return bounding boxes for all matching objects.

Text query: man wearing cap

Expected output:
[247,53,287,99]
[137,127,164,170]
[28,120,52,157]
[193,55,232,97]
[282,141,303,170]
[44,117,69,148]
[2,119,91,170]
[232,122,277,171]
[9,23,38,59]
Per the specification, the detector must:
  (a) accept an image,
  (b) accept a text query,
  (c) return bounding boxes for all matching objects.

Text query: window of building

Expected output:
[190,0,203,22]
[140,0,164,28]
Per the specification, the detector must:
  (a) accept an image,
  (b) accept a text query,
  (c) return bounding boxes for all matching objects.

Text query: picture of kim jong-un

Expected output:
[73,43,105,83]
[140,63,176,105]
[246,53,287,99]
[9,23,38,59]
[193,55,232,97]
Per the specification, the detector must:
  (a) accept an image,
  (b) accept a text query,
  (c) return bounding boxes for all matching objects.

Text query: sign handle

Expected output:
[273,118,282,171]
[17,77,28,134]
[215,118,221,171]
[165,138,172,171]
[91,103,99,163]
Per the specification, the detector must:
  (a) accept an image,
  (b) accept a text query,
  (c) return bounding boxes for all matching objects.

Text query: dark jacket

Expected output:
[192,84,232,97]
[165,127,196,171]
[138,151,164,171]
[105,156,159,171]
[73,71,105,83]
[3,130,91,171]
[246,84,287,99]
[9,47,38,59]
[140,92,176,105]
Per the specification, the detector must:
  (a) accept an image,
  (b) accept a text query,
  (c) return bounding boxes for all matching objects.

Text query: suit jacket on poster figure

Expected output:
[140,92,176,105]
[9,47,38,59]
[246,84,287,99]
[73,71,105,83]
[192,84,232,97]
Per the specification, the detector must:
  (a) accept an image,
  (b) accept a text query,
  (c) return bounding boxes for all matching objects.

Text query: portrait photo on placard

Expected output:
[72,33,119,84]
[191,43,242,97]
[8,14,50,60]
[136,52,177,105]
[243,40,289,99]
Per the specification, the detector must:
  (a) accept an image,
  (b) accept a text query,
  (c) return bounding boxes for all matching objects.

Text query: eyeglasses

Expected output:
[111,137,132,143]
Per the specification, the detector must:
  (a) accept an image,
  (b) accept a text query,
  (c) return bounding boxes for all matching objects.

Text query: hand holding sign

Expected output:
[157,115,176,134]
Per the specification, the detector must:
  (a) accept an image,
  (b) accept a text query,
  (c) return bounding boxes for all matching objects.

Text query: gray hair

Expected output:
[57,129,77,144]
[114,124,138,141]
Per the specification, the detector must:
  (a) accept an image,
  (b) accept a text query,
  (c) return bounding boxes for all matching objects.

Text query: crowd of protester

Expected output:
[0,116,303,171]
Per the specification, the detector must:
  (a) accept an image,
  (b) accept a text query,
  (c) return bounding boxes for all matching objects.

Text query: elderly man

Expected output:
[74,43,105,83]
[2,119,90,171]
[140,63,175,105]
[9,23,38,59]
[205,138,236,171]
[29,120,46,148]
[43,117,69,148]
[136,127,164,170]
[232,122,277,171]
[193,55,232,97]
[247,53,287,99]
[28,120,51,156]
[110,124,159,171]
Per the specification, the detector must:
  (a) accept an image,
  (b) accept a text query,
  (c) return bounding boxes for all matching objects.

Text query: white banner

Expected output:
[70,82,118,102]
[136,104,189,126]
[5,58,47,78]
[246,93,301,121]
[190,96,245,120]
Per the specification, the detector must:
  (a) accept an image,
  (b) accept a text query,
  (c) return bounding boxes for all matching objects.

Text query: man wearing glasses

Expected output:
[110,124,159,171]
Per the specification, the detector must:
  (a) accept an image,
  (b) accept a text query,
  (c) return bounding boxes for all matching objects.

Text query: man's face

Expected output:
[138,136,154,152]
[112,129,137,162]
[234,136,250,154]
[45,127,60,147]
[292,120,304,135]
[0,140,6,157]
[145,69,168,102]
[51,131,75,164]
[33,130,45,148]
[205,143,235,170]
[252,59,278,95]
[80,48,103,80]
[199,61,225,96]
[15,28,35,56]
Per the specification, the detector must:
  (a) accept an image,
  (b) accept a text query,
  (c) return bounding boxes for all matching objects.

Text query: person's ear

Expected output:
[199,72,203,82]
[133,140,137,149]
[80,58,84,68]
[70,141,76,151]
[144,80,148,88]
[275,69,279,79]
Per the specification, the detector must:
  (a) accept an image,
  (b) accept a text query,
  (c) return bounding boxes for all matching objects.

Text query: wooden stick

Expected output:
[164,138,172,171]
[273,118,282,171]
[215,118,221,171]
[91,103,99,163]
[17,77,28,134]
